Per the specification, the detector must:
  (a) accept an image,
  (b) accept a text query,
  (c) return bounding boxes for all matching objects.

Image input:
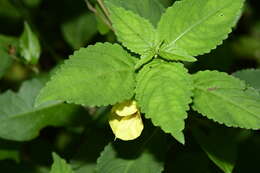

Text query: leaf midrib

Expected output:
[109,4,154,50]
[167,2,232,48]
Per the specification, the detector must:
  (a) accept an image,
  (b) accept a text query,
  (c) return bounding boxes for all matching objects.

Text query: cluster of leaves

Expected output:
[0,0,260,173]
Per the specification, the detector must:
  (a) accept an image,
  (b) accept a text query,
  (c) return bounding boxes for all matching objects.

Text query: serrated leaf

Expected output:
[106,0,165,26]
[192,70,260,129]
[192,126,238,173]
[158,0,244,56]
[62,13,97,49]
[50,153,74,173]
[233,69,260,91]
[36,43,136,107]
[106,2,158,55]
[136,60,193,144]
[0,78,81,141]
[96,128,166,173]
[19,22,41,64]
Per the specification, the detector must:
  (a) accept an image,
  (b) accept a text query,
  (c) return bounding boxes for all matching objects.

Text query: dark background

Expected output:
[0,0,259,172]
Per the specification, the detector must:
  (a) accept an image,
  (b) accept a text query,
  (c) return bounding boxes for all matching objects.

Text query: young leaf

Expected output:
[233,69,260,90]
[105,2,158,55]
[36,43,136,107]
[192,70,260,129]
[61,13,97,49]
[0,78,81,141]
[158,0,244,57]
[136,60,193,144]
[50,153,74,173]
[106,0,165,26]
[19,22,41,64]
[135,50,155,70]
[192,127,238,173]
[158,44,197,62]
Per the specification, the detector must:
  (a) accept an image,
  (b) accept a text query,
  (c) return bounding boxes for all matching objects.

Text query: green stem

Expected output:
[85,0,114,31]
[96,0,112,25]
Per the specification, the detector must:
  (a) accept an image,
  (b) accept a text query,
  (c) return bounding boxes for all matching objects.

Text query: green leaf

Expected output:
[233,69,260,91]
[136,60,193,144]
[96,128,166,173]
[0,78,81,141]
[106,2,158,55]
[19,22,41,64]
[0,35,18,79]
[0,140,20,162]
[0,149,19,162]
[0,49,13,79]
[62,13,97,49]
[158,44,197,62]
[36,43,136,107]
[0,35,18,48]
[192,126,238,173]
[97,143,164,173]
[157,0,244,56]
[50,153,74,173]
[192,70,260,129]
[134,50,155,70]
[23,0,42,8]
[0,0,20,18]
[106,0,165,26]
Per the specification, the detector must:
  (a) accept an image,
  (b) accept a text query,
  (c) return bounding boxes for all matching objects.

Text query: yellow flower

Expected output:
[112,100,138,116]
[109,100,144,141]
